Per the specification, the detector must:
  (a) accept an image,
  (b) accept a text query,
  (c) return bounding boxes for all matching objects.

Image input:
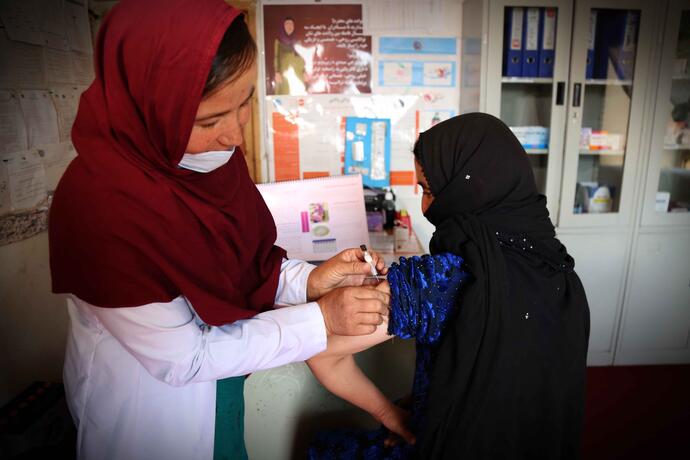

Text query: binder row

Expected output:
[503,7,557,78]
[503,7,639,81]
[586,9,639,81]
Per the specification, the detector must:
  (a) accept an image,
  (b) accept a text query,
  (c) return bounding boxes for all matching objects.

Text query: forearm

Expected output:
[307,353,394,422]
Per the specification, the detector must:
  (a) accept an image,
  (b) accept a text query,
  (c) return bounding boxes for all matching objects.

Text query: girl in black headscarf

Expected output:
[307,112,590,459]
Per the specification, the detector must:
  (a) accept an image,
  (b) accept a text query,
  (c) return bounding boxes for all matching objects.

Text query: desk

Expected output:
[369,226,425,267]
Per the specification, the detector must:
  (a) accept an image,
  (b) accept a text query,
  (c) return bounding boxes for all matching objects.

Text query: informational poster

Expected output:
[344,117,391,188]
[257,174,369,262]
[267,94,418,184]
[263,4,372,95]
[259,4,461,198]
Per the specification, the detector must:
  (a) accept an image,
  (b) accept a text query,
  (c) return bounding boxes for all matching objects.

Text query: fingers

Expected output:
[352,324,377,335]
[342,247,389,275]
[351,286,390,303]
[367,249,388,274]
[375,280,390,295]
[351,296,389,317]
[357,312,385,326]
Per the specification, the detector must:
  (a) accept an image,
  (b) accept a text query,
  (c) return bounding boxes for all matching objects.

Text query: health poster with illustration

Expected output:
[344,117,391,188]
[263,4,372,96]
[256,174,369,261]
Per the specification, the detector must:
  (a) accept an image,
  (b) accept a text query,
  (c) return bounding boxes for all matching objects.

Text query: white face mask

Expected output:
[178,147,236,173]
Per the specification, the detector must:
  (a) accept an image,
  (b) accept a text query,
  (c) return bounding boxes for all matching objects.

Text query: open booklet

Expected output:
[257,174,370,262]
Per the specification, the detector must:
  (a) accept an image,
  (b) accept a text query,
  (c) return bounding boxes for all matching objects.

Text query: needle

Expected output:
[360,244,379,278]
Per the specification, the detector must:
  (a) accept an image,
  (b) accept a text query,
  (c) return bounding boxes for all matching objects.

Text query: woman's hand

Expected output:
[317,286,389,336]
[307,248,388,301]
[374,401,416,447]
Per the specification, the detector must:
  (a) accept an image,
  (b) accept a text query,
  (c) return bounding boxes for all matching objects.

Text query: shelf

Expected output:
[525,148,548,154]
[585,78,633,86]
[501,77,554,84]
[579,149,625,156]
[663,144,690,151]
[671,75,690,81]
[660,167,690,176]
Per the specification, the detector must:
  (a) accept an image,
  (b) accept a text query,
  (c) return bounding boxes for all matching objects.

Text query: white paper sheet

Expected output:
[64,1,92,54]
[44,48,74,84]
[0,34,45,88]
[0,90,29,155]
[40,0,69,50]
[18,90,60,147]
[71,52,94,85]
[363,0,440,33]
[50,87,81,142]
[37,141,77,190]
[1,149,47,211]
[0,0,44,46]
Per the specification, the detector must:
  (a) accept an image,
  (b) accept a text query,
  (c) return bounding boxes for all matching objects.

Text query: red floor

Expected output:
[582,365,690,459]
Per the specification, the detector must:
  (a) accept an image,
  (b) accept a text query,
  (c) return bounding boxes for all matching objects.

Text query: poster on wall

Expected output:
[267,95,418,184]
[263,4,372,95]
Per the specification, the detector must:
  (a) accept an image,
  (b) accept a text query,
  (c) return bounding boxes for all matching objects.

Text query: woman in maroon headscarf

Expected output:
[49,1,389,458]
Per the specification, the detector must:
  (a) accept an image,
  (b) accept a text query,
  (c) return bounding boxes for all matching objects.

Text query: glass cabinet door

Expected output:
[486,0,572,223]
[560,0,656,227]
[641,0,690,226]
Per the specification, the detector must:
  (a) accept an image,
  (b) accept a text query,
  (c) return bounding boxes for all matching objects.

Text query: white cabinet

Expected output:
[616,230,690,364]
[462,0,688,364]
[558,230,631,365]
[484,0,573,220]
[613,0,690,365]
[559,0,658,228]
[640,0,690,226]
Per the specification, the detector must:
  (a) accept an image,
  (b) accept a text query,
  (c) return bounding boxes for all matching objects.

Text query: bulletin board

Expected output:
[257,0,460,198]
[0,0,94,246]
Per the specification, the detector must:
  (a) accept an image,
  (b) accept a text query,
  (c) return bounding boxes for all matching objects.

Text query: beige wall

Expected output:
[0,233,68,406]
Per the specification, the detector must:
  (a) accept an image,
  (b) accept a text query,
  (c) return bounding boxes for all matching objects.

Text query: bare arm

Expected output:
[306,282,415,444]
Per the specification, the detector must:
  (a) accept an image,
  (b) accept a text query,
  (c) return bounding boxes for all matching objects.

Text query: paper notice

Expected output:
[0,90,29,155]
[18,90,60,147]
[2,150,47,211]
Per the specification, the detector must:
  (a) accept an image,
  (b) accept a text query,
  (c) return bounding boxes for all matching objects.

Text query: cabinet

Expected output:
[615,0,690,365]
[640,0,690,226]
[616,230,690,364]
[484,0,573,220]
[462,0,688,365]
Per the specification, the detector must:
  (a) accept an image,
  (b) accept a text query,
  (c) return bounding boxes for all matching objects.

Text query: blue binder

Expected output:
[522,7,540,77]
[586,10,597,79]
[609,11,639,81]
[538,7,557,78]
[592,10,639,81]
[504,7,524,77]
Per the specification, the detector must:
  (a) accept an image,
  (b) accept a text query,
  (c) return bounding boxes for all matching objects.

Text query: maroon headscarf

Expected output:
[49,0,286,325]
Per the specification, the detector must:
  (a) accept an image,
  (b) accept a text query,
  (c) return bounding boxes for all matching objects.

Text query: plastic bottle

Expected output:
[383,189,395,229]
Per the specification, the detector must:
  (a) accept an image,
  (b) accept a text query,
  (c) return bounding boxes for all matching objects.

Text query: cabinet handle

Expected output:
[556,81,565,106]
[572,83,582,107]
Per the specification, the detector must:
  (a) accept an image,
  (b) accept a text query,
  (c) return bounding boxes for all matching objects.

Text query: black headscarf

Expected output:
[415,113,590,459]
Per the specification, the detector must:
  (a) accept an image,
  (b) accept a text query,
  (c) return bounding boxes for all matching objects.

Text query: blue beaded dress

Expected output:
[307,253,470,460]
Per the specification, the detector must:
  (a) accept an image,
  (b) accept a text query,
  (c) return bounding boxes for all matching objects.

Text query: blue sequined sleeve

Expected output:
[387,253,470,345]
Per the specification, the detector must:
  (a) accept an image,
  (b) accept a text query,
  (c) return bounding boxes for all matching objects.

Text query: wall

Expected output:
[0,233,68,406]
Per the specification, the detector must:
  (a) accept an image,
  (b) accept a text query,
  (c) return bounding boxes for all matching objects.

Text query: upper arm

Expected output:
[310,320,393,361]
[90,298,205,384]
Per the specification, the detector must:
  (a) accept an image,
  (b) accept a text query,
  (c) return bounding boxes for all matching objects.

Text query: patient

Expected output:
[307,113,590,459]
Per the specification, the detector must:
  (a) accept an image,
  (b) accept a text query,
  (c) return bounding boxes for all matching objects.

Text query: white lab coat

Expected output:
[63,259,326,460]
